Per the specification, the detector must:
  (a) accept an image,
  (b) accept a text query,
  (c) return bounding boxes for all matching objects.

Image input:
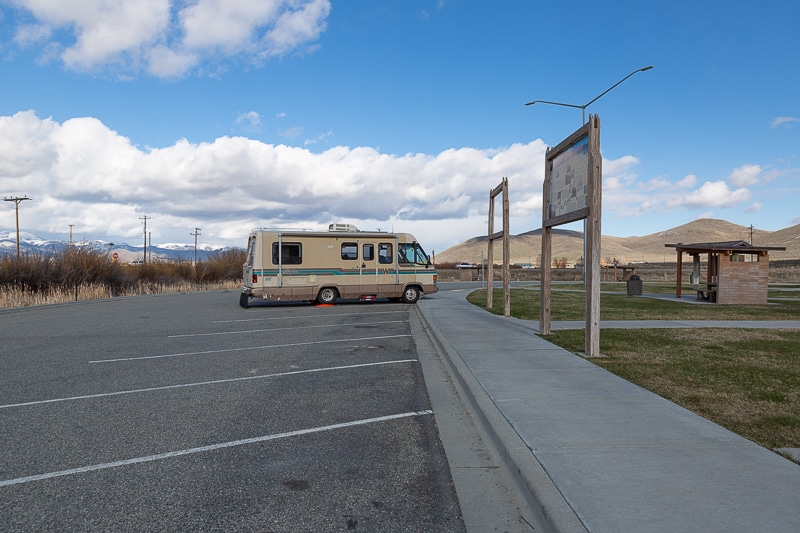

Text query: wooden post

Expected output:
[502,178,510,317]
[540,148,552,335]
[540,227,552,334]
[487,178,510,317]
[540,115,601,344]
[487,189,494,310]
[584,115,601,358]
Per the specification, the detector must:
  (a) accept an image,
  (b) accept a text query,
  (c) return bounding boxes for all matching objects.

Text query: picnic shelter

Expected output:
[665,240,786,304]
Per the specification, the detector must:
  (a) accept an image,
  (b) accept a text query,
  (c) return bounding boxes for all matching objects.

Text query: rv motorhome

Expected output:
[240,224,438,308]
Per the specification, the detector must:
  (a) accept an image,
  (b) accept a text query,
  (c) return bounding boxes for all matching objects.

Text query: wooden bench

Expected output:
[694,283,717,302]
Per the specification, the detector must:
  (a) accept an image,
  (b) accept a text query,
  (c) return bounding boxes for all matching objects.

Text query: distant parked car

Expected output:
[455,262,475,269]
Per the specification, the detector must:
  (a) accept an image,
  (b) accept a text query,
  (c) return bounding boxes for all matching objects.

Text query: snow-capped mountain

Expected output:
[0,230,231,261]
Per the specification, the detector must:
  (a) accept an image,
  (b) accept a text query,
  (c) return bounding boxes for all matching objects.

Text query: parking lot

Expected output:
[0,291,465,531]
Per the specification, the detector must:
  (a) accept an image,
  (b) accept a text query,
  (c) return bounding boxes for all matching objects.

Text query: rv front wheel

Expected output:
[401,286,420,304]
[239,293,249,309]
[317,287,338,304]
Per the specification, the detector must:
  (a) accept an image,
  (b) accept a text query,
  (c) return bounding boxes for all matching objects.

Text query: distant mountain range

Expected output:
[435,219,800,265]
[0,230,231,262]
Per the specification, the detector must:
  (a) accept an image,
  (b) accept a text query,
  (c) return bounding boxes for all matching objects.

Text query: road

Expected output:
[0,291,466,532]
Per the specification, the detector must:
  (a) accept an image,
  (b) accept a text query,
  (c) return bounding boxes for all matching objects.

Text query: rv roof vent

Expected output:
[328,223,360,232]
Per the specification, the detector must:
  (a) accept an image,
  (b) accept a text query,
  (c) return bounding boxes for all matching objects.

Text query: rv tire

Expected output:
[317,287,339,304]
[401,286,420,304]
[239,293,249,309]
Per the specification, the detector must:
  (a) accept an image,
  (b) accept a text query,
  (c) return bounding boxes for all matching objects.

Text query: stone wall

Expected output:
[716,255,769,305]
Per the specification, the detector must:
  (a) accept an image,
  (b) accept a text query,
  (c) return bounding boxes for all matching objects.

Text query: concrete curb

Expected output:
[415,303,588,533]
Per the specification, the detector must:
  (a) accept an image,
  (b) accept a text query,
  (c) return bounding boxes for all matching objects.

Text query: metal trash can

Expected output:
[626,274,642,296]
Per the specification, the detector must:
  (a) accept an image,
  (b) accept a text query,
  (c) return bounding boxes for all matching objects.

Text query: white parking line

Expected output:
[0,360,418,410]
[88,334,412,364]
[168,319,405,338]
[0,410,434,488]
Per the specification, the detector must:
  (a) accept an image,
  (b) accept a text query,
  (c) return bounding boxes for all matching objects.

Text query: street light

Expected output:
[525,65,653,124]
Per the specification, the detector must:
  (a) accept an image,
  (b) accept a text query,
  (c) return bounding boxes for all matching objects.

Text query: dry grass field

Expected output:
[0,247,245,310]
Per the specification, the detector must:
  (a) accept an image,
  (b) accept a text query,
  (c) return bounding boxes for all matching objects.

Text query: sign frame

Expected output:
[543,120,594,228]
[540,115,602,357]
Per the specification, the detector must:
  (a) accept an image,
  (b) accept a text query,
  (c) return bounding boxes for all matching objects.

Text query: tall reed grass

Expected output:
[0,247,246,309]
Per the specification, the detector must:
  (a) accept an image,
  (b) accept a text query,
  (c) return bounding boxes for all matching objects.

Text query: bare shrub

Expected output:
[0,247,245,309]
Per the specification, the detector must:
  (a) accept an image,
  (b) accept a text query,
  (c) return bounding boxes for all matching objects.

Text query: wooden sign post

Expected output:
[541,115,602,357]
[487,177,511,317]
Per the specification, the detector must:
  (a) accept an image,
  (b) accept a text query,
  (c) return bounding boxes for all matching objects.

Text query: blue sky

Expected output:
[0,0,798,256]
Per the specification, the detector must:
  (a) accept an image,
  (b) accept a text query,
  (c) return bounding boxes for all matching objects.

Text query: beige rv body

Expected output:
[240,225,438,307]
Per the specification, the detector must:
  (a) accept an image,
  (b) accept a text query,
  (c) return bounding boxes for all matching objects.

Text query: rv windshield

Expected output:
[398,243,430,265]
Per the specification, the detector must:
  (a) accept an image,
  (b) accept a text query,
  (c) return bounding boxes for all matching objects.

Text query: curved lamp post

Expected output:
[525,65,653,124]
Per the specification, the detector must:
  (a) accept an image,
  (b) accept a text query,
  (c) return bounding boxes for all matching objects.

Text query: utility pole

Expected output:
[148,232,152,263]
[69,224,74,248]
[140,216,150,265]
[4,196,31,258]
[191,227,202,267]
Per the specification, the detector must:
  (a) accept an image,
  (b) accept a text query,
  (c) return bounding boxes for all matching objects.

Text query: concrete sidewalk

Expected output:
[417,287,800,533]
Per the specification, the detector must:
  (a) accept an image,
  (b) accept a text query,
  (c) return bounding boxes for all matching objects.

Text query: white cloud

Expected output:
[261,0,330,57]
[601,155,639,191]
[674,180,751,209]
[6,0,331,78]
[146,45,197,78]
[304,130,333,146]
[236,111,263,131]
[278,126,304,139]
[728,164,762,187]
[0,111,548,252]
[0,111,59,178]
[1,111,783,252]
[12,23,52,47]
[676,174,698,188]
[605,168,756,223]
[770,116,799,128]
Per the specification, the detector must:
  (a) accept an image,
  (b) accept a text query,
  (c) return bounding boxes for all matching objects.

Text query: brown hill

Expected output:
[759,223,800,260]
[434,218,799,265]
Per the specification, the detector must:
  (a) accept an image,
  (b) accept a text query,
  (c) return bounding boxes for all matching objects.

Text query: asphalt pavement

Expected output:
[416,283,800,533]
[0,292,465,532]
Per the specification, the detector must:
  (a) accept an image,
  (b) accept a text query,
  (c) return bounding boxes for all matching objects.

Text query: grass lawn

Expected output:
[466,284,800,453]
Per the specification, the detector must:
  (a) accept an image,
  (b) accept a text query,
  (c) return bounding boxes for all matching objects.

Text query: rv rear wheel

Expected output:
[401,286,420,304]
[317,287,339,304]
[239,293,249,309]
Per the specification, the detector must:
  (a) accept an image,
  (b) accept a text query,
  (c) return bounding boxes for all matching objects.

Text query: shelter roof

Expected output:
[665,240,786,254]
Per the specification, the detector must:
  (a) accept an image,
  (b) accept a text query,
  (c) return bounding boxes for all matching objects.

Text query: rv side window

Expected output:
[378,243,393,264]
[272,242,302,265]
[363,244,374,261]
[341,242,358,260]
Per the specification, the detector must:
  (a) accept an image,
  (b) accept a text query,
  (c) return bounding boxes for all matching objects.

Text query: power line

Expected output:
[4,196,31,258]
[140,216,150,265]
[190,227,202,267]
